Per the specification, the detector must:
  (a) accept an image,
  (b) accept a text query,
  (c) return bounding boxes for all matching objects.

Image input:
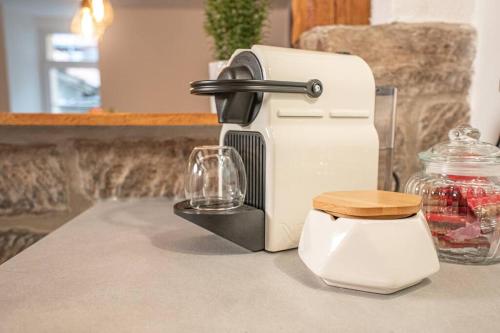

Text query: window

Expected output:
[42,33,101,113]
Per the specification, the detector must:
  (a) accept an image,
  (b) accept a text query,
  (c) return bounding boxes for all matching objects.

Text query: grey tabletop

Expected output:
[0,199,499,333]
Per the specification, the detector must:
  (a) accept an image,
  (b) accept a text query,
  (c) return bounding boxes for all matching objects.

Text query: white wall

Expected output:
[0,4,9,112]
[371,0,500,144]
[470,0,500,144]
[372,0,474,24]
[2,3,42,112]
[1,0,76,113]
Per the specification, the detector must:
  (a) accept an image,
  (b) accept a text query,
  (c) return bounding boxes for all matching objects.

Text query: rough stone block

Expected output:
[0,144,68,216]
[418,100,470,152]
[0,228,45,264]
[74,137,217,200]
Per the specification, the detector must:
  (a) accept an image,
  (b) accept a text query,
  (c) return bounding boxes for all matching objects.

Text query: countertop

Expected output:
[1,199,499,332]
[0,113,219,126]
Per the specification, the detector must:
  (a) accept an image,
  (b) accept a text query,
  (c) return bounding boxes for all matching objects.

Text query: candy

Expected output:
[423,182,499,249]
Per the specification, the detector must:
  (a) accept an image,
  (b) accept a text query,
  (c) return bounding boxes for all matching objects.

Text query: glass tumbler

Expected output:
[185,146,247,210]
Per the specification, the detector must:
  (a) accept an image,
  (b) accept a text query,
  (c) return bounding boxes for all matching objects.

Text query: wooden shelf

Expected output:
[0,113,219,126]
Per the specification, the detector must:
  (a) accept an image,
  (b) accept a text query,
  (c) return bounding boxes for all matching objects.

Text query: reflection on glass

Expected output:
[49,67,101,113]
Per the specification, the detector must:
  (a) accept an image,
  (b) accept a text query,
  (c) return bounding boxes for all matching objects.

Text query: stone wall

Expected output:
[0,125,219,264]
[299,22,476,184]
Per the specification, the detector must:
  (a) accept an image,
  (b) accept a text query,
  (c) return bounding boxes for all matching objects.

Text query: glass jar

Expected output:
[405,125,500,264]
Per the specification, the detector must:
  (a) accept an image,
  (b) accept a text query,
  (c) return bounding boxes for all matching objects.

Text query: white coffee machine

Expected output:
[175,45,379,252]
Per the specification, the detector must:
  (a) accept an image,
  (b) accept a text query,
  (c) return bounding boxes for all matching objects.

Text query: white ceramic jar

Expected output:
[299,209,440,294]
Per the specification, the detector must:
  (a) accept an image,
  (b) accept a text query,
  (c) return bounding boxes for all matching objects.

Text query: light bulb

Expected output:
[71,1,98,39]
[91,0,114,26]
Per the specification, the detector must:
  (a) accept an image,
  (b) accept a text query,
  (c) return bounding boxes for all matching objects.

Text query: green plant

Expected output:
[204,0,269,60]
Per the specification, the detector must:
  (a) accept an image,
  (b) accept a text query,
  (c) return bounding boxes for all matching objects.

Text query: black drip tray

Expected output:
[173,200,265,252]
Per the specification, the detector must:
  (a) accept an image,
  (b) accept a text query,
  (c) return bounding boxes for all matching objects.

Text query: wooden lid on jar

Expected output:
[313,190,422,219]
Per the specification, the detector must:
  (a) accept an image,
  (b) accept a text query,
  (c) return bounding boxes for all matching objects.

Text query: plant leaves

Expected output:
[204,0,269,60]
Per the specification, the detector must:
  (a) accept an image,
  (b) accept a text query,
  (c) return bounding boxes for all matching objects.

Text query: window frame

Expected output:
[37,21,100,114]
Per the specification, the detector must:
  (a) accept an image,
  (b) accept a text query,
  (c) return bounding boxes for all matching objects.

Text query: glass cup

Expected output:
[185,146,247,210]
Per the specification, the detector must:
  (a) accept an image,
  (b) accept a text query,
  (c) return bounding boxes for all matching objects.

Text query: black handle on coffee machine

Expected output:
[190,79,323,98]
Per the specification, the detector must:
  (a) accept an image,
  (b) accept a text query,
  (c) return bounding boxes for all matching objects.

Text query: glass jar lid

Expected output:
[419,125,500,176]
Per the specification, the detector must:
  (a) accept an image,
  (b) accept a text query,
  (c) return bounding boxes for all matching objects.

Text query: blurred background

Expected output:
[0,0,290,115]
